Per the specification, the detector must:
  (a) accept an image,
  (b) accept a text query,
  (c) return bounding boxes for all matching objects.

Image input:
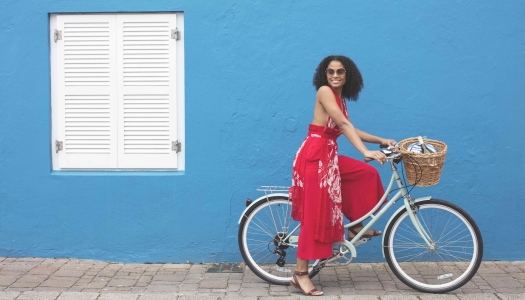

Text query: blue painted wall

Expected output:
[0,0,523,262]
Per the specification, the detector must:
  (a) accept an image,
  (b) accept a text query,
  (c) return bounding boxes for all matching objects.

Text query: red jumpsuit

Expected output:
[289,87,385,260]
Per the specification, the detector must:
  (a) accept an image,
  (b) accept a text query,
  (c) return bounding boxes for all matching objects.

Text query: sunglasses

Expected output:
[326,68,346,75]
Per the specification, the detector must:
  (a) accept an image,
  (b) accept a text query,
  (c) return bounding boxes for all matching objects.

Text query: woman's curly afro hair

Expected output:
[313,55,364,101]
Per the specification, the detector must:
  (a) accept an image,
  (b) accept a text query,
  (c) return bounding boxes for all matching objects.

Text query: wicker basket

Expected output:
[397,137,447,187]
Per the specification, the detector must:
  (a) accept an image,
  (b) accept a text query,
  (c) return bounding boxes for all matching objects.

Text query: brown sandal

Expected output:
[348,222,381,239]
[290,271,323,296]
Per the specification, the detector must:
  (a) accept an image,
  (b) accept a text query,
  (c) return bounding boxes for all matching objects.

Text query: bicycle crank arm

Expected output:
[314,248,353,272]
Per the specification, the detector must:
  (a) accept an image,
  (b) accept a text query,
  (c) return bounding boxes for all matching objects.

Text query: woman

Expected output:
[289,55,395,296]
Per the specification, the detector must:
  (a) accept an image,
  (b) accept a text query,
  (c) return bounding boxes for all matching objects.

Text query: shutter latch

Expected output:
[171,28,181,40]
[172,141,181,153]
[54,29,62,43]
[55,140,63,153]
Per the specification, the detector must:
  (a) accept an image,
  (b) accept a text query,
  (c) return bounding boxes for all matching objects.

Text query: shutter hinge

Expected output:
[55,140,63,153]
[172,141,181,153]
[171,28,181,40]
[54,29,62,43]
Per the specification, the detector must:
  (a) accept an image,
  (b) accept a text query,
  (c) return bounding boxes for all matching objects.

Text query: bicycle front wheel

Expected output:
[384,199,483,293]
[238,196,319,285]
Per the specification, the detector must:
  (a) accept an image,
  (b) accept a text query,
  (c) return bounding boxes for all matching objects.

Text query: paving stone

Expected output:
[29,267,61,275]
[340,296,378,300]
[381,296,419,300]
[354,281,383,290]
[128,288,146,294]
[461,288,484,293]
[145,284,180,293]
[269,285,289,292]
[298,296,339,300]
[106,278,137,288]
[139,294,183,300]
[53,270,86,278]
[199,279,228,289]
[178,296,221,300]
[240,282,270,288]
[178,283,198,291]
[497,289,525,294]
[10,280,41,288]
[40,277,78,288]
[484,277,523,288]
[32,287,68,292]
[97,271,118,277]
[56,292,99,300]
[240,287,269,297]
[4,287,32,293]
[457,294,500,300]
[380,281,399,292]
[321,286,342,295]
[152,274,186,282]
[354,290,387,295]
[84,280,107,289]
[220,295,258,300]
[0,275,19,287]
[17,291,61,300]
[260,296,298,300]
[0,291,20,300]
[497,294,525,300]
[419,295,460,299]
[227,284,242,292]
[0,265,34,275]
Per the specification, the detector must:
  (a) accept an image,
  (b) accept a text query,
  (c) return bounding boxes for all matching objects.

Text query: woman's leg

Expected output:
[292,258,324,295]
[339,155,386,235]
[297,160,332,259]
[293,160,328,295]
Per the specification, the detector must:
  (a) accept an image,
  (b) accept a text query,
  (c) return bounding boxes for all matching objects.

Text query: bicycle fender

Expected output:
[381,196,432,257]
[237,193,289,224]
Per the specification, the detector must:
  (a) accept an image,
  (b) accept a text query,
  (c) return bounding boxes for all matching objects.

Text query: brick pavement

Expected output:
[0,257,523,299]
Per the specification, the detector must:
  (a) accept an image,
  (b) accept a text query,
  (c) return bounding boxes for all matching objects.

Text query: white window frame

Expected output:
[50,13,185,171]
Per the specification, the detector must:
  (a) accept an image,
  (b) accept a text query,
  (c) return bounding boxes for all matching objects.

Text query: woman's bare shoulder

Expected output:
[317,85,332,94]
[316,85,335,101]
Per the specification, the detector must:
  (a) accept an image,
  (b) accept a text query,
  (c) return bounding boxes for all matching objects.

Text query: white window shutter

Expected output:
[116,14,178,169]
[55,14,118,169]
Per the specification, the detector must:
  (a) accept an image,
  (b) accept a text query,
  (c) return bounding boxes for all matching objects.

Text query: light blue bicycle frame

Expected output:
[280,157,433,262]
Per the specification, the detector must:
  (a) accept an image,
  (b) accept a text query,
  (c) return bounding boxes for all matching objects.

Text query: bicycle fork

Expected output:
[393,164,434,249]
[403,195,434,249]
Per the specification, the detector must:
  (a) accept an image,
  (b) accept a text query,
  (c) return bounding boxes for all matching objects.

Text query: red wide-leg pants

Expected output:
[297,155,385,260]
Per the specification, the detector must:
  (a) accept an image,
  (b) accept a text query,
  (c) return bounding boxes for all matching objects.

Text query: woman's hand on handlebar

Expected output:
[379,138,397,148]
[364,150,388,165]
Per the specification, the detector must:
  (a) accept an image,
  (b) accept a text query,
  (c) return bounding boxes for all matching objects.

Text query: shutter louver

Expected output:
[123,94,171,154]
[65,94,111,154]
[117,14,178,168]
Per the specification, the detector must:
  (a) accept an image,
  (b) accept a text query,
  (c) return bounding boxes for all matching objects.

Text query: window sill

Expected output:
[51,171,185,176]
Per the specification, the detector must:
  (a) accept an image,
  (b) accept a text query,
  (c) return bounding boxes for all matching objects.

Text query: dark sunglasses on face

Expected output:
[326,68,346,75]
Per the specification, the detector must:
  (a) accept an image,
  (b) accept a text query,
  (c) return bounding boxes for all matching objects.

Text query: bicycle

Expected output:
[237,145,483,293]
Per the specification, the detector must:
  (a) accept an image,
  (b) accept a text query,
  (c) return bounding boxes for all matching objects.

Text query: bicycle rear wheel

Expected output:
[238,196,319,285]
[384,199,483,293]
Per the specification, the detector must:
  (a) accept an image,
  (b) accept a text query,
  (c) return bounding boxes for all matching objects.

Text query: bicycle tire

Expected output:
[384,199,483,293]
[238,196,319,285]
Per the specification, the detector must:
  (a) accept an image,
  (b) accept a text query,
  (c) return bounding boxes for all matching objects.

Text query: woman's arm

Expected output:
[316,86,387,164]
[355,128,396,148]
